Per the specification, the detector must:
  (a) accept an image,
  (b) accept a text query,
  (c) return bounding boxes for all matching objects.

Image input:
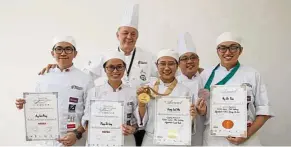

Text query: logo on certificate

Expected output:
[33,98,51,106]
[222,120,234,129]
[168,130,177,138]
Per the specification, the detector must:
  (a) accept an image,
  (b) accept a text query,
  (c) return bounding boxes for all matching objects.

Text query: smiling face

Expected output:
[51,42,77,68]
[156,56,178,83]
[217,41,243,68]
[104,58,126,82]
[178,52,200,78]
[116,26,138,54]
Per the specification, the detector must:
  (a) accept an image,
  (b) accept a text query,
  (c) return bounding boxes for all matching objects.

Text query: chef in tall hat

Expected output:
[83,4,157,146]
[177,32,203,80]
[136,49,197,146]
[176,32,206,146]
[83,3,157,89]
[36,4,157,145]
[200,32,274,146]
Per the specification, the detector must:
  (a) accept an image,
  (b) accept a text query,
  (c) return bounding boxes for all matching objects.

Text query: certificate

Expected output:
[154,96,192,145]
[210,85,247,138]
[23,92,59,141]
[88,100,124,146]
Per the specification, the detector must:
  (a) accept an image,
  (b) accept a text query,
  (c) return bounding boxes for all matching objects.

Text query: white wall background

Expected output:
[0,0,290,146]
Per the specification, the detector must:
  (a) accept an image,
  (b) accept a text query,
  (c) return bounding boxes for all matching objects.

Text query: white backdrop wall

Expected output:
[0,0,290,146]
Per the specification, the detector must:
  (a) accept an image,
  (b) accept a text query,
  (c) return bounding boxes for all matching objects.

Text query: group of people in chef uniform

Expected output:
[15,3,274,147]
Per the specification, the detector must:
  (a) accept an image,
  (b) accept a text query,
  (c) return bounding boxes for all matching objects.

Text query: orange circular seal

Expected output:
[222,120,234,129]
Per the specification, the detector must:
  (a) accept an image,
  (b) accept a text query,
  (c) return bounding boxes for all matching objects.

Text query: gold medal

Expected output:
[138,93,150,104]
[137,78,178,104]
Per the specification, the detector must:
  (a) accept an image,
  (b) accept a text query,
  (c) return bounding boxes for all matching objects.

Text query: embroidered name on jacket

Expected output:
[71,85,83,90]
[242,83,252,88]
[127,102,134,106]
[138,61,147,64]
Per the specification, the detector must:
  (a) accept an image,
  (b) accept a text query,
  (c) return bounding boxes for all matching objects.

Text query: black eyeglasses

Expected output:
[217,45,241,53]
[157,61,177,68]
[179,55,199,62]
[53,46,75,54]
[105,65,125,72]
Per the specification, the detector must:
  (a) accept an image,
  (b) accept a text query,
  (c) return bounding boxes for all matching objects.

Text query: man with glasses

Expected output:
[37,4,156,146]
[176,32,206,146]
[15,36,93,146]
[176,32,204,90]
[200,32,274,146]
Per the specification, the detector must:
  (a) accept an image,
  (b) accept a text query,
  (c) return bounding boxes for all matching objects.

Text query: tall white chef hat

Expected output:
[177,32,197,56]
[119,3,139,30]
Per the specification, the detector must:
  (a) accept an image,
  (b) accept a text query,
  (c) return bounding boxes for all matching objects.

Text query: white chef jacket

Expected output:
[35,65,94,146]
[177,72,203,102]
[82,80,138,146]
[200,64,274,146]
[135,77,194,146]
[177,72,205,146]
[82,47,157,89]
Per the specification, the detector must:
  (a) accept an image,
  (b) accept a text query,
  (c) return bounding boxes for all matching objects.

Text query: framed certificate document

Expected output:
[88,100,124,146]
[154,96,192,145]
[210,85,247,138]
[23,92,59,141]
